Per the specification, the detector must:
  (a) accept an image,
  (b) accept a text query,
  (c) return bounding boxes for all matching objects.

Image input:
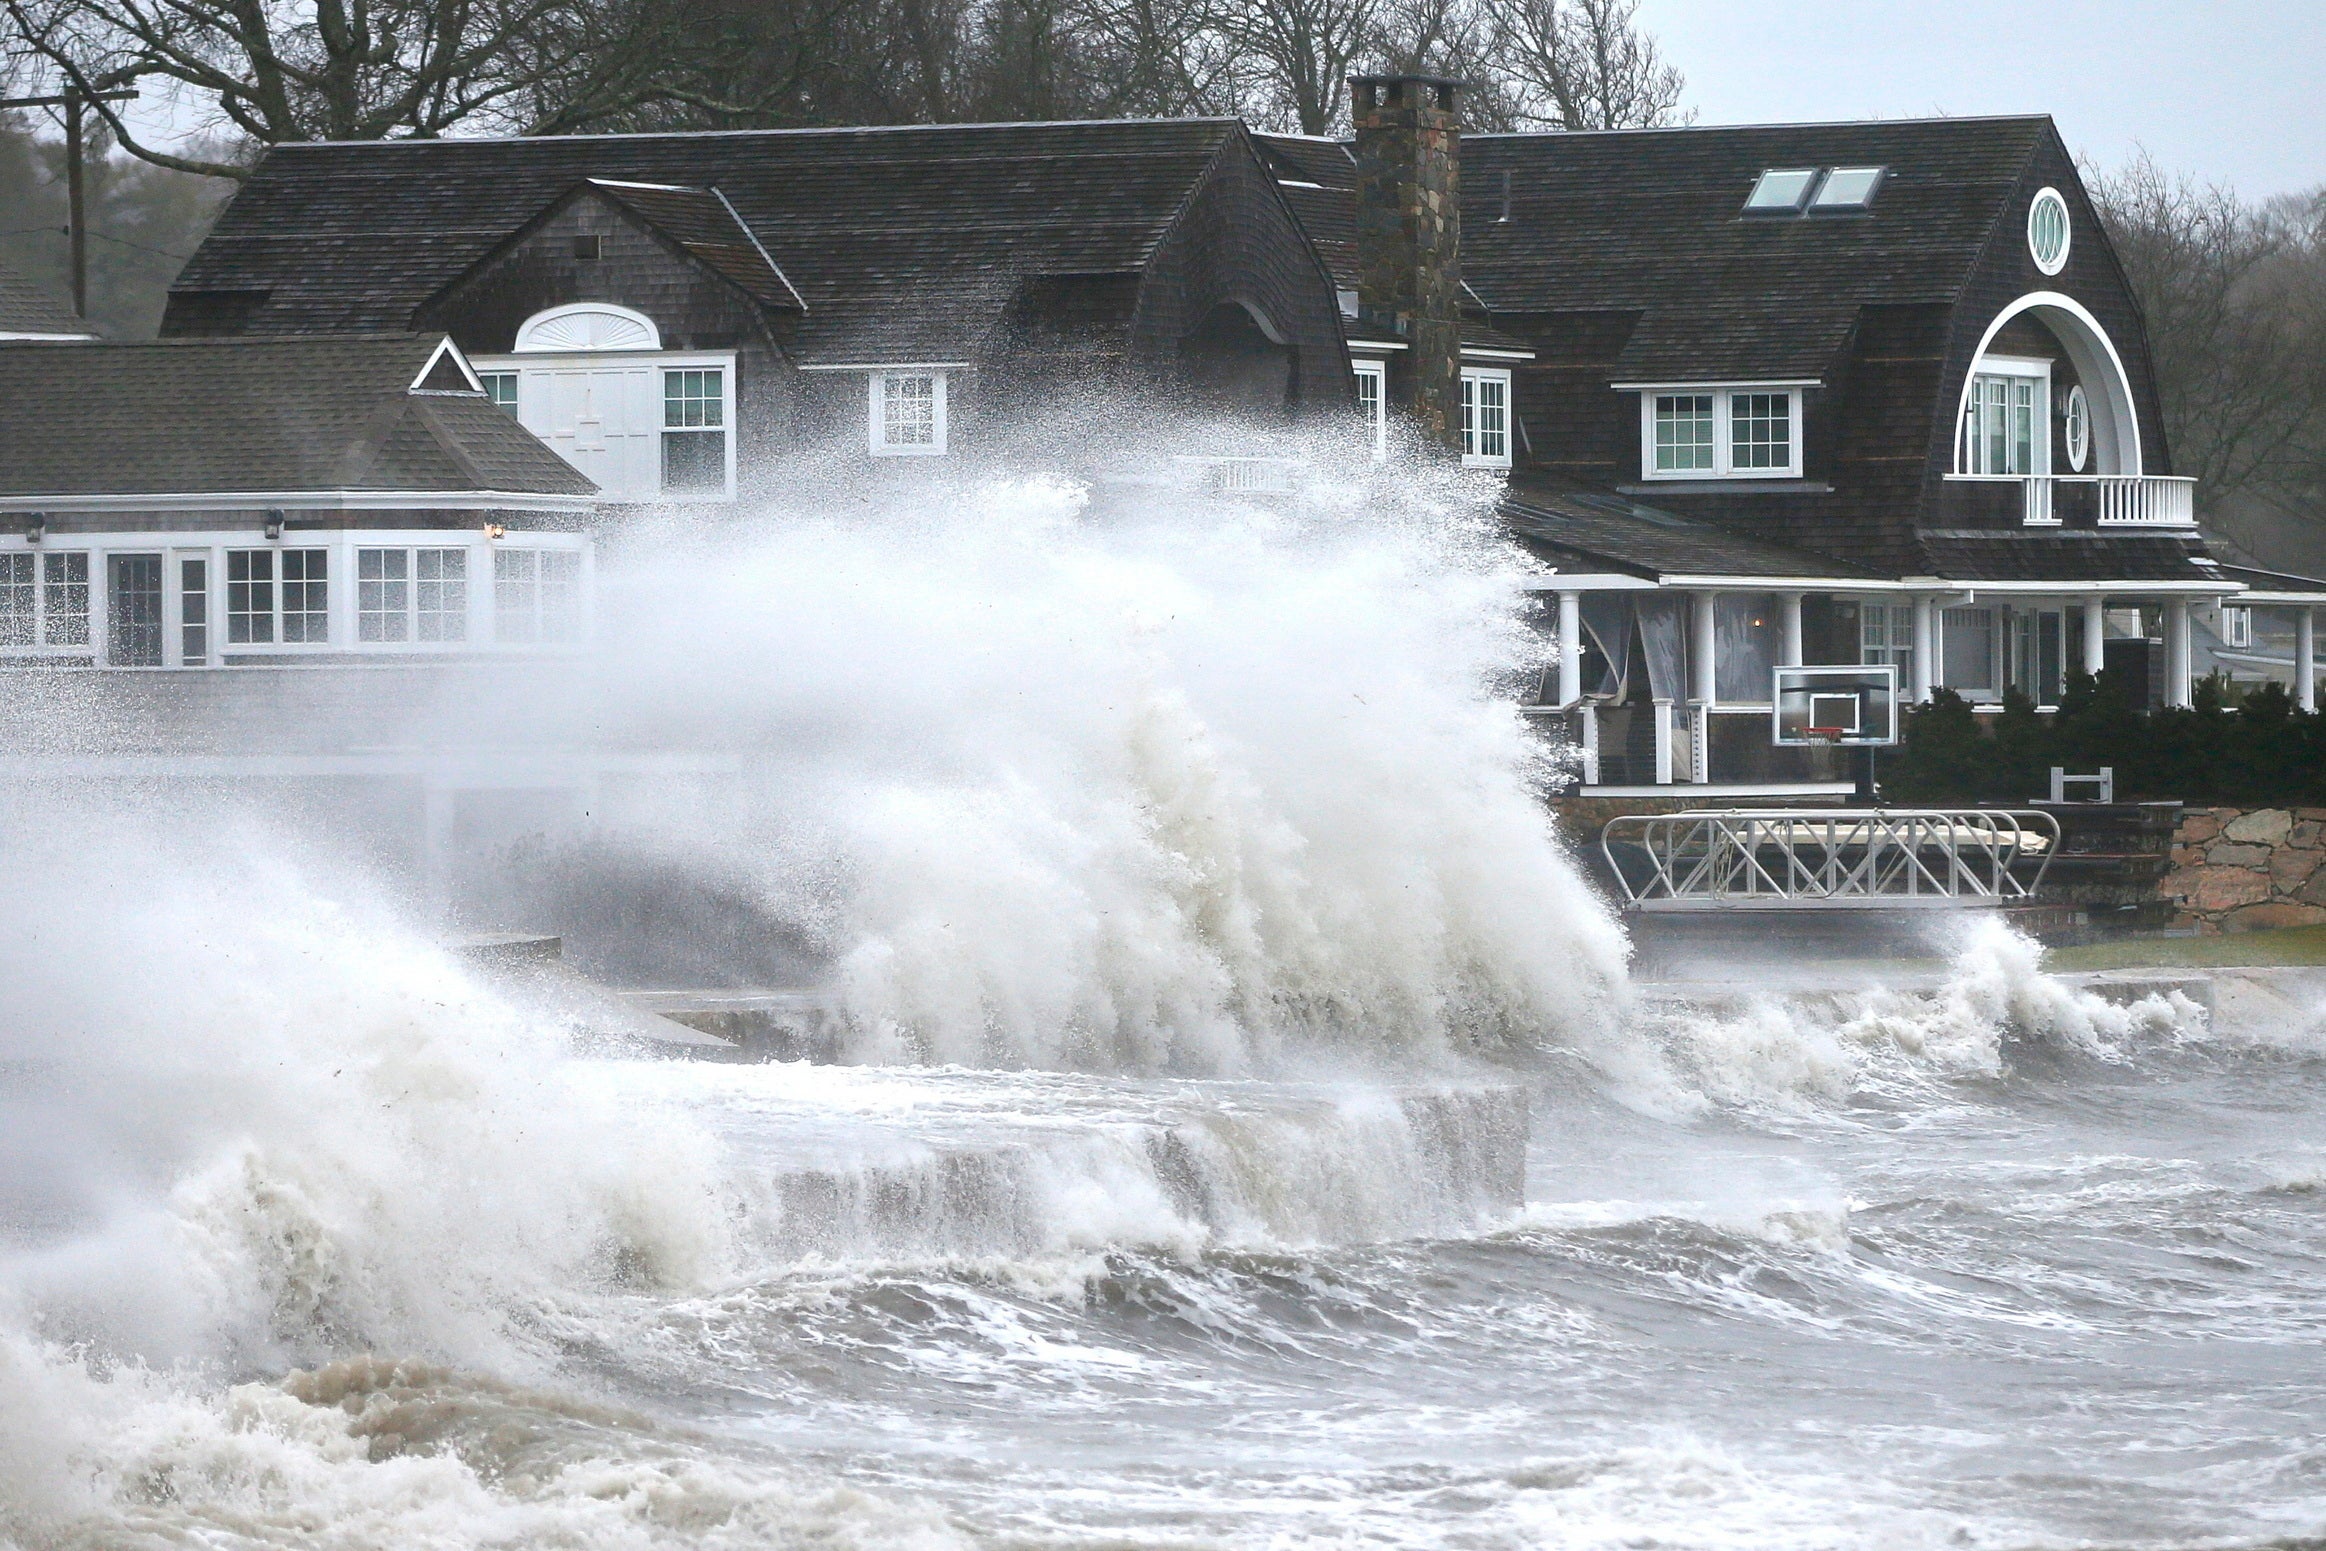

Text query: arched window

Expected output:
[513,303,661,353]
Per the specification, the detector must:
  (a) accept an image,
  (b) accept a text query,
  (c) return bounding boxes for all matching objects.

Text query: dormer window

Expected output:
[1640,386,1803,479]
[1744,169,1819,214]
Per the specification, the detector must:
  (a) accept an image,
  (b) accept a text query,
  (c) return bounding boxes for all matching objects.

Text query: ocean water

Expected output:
[4,459,2324,1549]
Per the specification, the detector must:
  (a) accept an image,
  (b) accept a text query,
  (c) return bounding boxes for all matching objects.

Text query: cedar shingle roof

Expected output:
[1504,474,1881,581]
[1264,117,2054,383]
[172,119,1250,364]
[1912,529,2224,585]
[0,336,596,499]
[1465,117,2054,381]
[0,259,93,339]
[580,180,804,308]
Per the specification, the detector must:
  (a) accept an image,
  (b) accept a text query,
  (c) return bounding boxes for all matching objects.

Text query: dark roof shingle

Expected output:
[174,119,1248,363]
[0,260,93,339]
[0,336,595,498]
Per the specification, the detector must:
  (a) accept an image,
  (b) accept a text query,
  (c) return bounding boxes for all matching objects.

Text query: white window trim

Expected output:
[0,529,592,666]
[2028,188,2072,277]
[2063,383,2091,473]
[1353,358,1387,461]
[1636,385,1805,480]
[469,349,738,502]
[1461,366,1513,470]
[869,369,949,457]
[1954,354,2053,484]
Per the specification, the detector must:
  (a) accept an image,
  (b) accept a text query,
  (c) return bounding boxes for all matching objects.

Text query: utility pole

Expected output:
[0,86,138,319]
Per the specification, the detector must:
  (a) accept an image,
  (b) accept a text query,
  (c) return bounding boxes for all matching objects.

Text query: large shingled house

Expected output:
[161,119,1360,502]
[1255,85,2323,791]
[60,84,2326,802]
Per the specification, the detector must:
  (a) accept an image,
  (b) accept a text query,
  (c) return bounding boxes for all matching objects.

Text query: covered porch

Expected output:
[1525,578,2261,797]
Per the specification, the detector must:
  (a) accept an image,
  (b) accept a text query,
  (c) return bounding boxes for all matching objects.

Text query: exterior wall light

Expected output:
[24,514,44,544]
[484,523,507,540]
[265,508,286,541]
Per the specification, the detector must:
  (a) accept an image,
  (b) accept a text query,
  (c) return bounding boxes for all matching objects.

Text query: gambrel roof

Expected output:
[1462,116,2061,382]
[170,119,1263,365]
[0,335,596,502]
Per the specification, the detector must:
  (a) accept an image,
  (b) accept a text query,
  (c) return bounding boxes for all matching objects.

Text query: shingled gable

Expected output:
[425,178,806,323]
[0,334,596,506]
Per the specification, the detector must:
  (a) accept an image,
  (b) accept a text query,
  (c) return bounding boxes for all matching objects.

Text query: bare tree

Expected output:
[2091,152,2326,527]
[0,0,818,177]
[1484,0,1686,131]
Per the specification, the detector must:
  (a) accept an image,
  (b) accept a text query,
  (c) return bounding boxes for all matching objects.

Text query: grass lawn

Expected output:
[2046,924,2326,972]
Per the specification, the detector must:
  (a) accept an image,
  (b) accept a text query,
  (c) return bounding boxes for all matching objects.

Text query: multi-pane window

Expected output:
[872,371,946,456]
[227,550,274,644]
[361,547,469,642]
[1354,360,1386,459]
[1961,371,2044,476]
[494,549,581,644]
[359,549,411,642]
[1859,602,1915,669]
[0,551,91,649]
[44,552,89,645]
[1461,368,1511,468]
[281,549,328,642]
[1653,394,1716,473]
[107,554,164,666]
[1642,388,1801,478]
[417,549,467,641]
[480,372,519,413]
[1730,392,1792,471]
[180,556,208,665]
[227,549,326,644]
[662,368,727,492]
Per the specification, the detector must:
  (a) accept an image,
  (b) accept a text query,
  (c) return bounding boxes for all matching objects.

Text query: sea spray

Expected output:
[467,464,1632,1071]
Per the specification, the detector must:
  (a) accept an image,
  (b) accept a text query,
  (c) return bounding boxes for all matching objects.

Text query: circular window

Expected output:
[2028,188,2071,274]
[2063,383,2090,471]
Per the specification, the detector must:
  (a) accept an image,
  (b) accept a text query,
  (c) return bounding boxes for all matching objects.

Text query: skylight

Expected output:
[1810,166,1885,210]
[1744,168,1819,214]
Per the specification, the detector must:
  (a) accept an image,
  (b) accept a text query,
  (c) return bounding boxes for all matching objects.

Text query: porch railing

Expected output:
[1600,808,2059,912]
[2093,474,2196,526]
[2010,474,2197,527]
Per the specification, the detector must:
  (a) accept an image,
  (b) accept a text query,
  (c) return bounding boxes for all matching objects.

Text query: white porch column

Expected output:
[2082,595,2107,679]
[1556,590,1582,708]
[1578,702,1601,785]
[1779,592,1805,668]
[2166,599,2193,708]
[2300,608,2318,714]
[1692,590,1719,705]
[1912,596,1937,701]
[1652,698,1675,785]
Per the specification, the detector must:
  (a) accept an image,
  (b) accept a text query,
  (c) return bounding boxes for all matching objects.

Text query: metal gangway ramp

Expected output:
[1600,809,2058,913]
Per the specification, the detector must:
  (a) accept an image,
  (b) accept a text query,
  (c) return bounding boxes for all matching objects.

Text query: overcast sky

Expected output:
[1638,0,2324,199]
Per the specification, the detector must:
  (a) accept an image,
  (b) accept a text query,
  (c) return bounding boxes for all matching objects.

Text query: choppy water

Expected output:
[6,464,2326,1548]
[11,923,2325,1550]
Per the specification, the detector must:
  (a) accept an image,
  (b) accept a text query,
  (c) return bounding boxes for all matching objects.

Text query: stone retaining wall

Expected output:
[2165,806,2326,932]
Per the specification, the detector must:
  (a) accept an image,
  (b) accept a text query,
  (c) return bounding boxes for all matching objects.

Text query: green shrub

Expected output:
[1882,680,2326,805]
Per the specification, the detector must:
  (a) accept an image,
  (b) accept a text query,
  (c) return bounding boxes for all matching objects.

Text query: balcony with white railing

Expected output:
[1946,474,2201,529]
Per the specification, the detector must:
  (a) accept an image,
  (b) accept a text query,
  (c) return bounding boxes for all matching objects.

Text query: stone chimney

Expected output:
[1350,75,1463,449]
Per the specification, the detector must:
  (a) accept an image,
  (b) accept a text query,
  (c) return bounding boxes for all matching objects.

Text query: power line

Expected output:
[0,222,189,259]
